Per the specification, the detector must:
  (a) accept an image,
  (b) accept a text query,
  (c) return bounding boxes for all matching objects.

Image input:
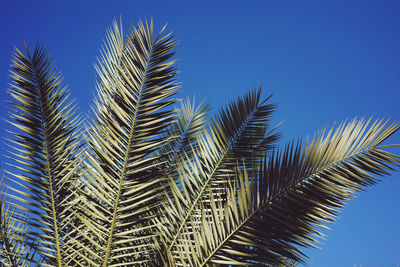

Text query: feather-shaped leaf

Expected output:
[76,19,179,266]
[6,44,83,266]
[166,89,279,258]
[169,118,399,266]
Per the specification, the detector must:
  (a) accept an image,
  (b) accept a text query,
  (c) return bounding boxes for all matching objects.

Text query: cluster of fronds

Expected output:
[0,19,399,266]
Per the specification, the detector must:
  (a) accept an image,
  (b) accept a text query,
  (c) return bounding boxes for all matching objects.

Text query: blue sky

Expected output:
[1,1,399,265]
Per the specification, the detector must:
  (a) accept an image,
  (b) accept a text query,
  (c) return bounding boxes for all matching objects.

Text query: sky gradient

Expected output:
[1,1,399,265]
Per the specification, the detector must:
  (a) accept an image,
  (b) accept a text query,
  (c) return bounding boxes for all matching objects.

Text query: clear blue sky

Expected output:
[1,1,399,266]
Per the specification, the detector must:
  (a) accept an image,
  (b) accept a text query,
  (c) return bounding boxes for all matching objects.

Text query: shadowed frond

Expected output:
[151,98,210,256]
[168,118,399,266]
[5,44,83,266]
[162,98,210,161]
[168,164,297,266]
[75,19,179,265]
[166,89,280,259]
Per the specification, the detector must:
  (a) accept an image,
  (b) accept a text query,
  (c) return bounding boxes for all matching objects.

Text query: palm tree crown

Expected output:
[0,19,399,266]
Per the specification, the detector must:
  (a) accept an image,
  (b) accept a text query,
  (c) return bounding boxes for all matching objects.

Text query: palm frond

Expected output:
[162,98,210,161]
[6,44,83,266]
[166,89,279,257]
[76,19,179,265]
[169,118,399,266]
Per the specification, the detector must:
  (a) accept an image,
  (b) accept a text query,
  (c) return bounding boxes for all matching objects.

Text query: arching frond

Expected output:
[75,19,179,266]
[163,98,210,161]
[6,44,83,266]
[166,89,280,259]
[169,118,399,266]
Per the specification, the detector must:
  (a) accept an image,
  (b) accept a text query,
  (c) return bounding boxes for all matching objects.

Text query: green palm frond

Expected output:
[75,19,179,265]
[168,118,399,266]
[155,98,210,192]
[5,44,83,266]
[166,89,279,257]
[163,98,210,161]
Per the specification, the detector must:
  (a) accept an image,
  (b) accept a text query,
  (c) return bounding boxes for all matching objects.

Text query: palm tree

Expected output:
[0,19,399,266]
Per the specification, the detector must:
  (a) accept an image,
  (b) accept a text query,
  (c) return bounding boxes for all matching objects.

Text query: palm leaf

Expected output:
[162,98,210,162]
[169,118,399,266]
[166,89,279,258]
[6,44,83,266]
[75,19,179,265]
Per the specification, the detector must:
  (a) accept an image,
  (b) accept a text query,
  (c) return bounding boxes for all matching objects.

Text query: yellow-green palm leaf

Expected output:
[168,118,399,266]
[6,44,83,266]
[74,19,179,266]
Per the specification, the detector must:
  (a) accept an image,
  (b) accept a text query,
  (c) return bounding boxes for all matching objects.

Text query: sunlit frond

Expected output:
[166,89,279,258]
[169,118,399,266]
[163,97,210,161]
[75,19,179,265]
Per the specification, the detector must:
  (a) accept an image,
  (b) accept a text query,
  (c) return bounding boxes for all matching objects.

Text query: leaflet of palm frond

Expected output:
[78,19,179,265]
[6,44,83,266]
[169,118,399,266]
[0,172,38,266]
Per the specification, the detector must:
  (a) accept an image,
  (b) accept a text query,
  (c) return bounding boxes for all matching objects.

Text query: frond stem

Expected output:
[43,131,62,267]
